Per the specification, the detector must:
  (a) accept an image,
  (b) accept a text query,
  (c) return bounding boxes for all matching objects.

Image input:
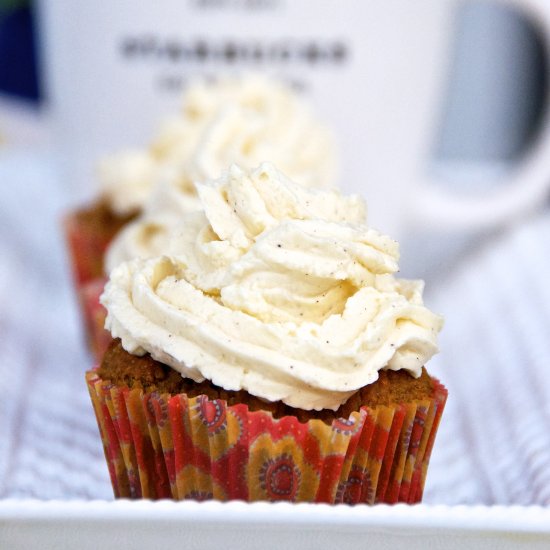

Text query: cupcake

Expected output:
[86,163,446,503]
[65,74,338,358]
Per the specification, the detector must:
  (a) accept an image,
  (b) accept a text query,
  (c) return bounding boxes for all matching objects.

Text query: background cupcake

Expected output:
[65,74,338,359]
[87,163,446,503]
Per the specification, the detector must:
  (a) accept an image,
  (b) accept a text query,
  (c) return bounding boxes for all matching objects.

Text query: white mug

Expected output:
[41,0,550,240]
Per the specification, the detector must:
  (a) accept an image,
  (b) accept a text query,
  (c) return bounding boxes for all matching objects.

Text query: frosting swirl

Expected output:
[102,164,442,411]
[98,74,337,217]
[98,151,158,216]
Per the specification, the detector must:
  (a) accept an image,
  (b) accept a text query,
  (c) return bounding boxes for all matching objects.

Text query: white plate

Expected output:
[2,500,550,550]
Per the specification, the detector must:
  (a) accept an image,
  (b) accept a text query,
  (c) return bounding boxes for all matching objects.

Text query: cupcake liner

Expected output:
[64,209,112,359]
[86,370,447,504]
[64,208,122,359]
[80,277,111,362]
[64,210,113,287]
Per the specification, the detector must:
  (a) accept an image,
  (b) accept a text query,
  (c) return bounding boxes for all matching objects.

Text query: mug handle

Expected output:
[413,0,550,229]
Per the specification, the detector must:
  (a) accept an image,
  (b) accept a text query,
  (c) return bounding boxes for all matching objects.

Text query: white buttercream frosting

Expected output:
[98,151,158,216]
[98,74,337,217]
[102,163,442,411]
[104,176,201,272]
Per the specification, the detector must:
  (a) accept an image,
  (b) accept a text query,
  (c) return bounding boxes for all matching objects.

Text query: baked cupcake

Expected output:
[65,74,338,358]
[86,163,446,503]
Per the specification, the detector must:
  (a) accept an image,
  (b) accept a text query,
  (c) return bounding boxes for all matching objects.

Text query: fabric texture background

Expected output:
[1,151,549,505]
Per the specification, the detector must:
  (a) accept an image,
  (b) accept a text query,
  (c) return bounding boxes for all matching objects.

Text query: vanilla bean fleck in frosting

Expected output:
[98,74,337,218]
[102,163,442,411]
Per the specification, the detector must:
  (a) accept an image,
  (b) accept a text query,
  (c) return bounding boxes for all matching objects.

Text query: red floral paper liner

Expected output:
[81,277,112,362]
[64,207,119,359]
[86,370,447,504]
[64,211,113,287]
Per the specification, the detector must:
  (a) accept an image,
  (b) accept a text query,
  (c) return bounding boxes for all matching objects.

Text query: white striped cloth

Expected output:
[0,150,112,500]
[424,214,550,505]
[1,150,550,504]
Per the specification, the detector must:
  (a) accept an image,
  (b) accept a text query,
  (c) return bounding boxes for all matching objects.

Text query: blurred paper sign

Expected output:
[40,0,550,240]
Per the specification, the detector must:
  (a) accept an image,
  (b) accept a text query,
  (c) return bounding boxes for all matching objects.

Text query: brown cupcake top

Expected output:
[98,339,435,424]
[75,200,137,234]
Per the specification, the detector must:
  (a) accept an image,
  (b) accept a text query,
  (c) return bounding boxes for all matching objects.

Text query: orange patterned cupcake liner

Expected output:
[86,370,447,504]
[80,277,111,362]
[64,211,112,287]
[64,209,115,359]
